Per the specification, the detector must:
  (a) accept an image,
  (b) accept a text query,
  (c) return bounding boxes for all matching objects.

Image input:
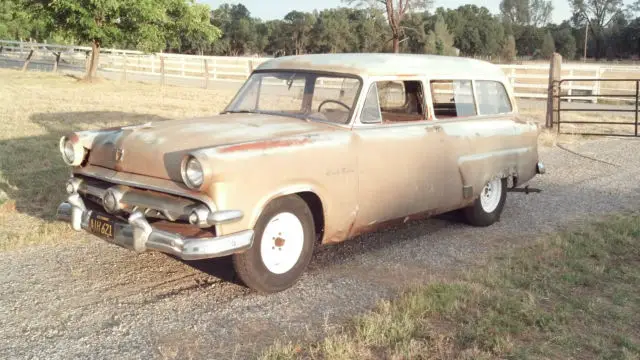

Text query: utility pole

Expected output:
[583,22,589,62]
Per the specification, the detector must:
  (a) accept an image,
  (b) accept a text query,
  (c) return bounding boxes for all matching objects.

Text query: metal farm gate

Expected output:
[555,79,640,137]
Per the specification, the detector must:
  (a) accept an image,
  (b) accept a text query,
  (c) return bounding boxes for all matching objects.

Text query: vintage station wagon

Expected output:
[57,54,545,293]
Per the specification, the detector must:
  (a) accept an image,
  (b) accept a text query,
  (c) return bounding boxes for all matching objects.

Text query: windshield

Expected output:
[225,71,361,125]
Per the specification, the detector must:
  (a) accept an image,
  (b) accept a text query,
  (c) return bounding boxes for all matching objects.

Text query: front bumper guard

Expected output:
[56,194,253,261]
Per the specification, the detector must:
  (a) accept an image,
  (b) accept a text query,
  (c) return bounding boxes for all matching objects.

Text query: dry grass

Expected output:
[261,214,640,360]
[0,69,238,251]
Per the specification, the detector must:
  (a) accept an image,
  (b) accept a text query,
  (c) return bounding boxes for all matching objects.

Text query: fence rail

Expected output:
[3,40,640,103]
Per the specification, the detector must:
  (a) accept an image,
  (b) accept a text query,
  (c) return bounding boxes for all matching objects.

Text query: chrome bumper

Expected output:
[56,194,253,261]
[536,161,546,175]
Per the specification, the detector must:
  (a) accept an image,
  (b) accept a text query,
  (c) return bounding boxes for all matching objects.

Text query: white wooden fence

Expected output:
[3,39,640,103]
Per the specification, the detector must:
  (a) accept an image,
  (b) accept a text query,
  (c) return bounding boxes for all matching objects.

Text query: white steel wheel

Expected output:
[232,195,316,294]
[479,178,502,213]
[463,177,507,227]
[259,212,305,274]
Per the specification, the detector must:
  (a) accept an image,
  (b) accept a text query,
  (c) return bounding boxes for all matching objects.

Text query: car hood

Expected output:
[86,113,339,181]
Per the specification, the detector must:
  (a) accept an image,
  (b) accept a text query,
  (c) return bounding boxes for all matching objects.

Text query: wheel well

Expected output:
[296,192,324,242]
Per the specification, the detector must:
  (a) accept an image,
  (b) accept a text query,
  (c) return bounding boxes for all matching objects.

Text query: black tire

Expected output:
[463,178,507,227]
[232,195,315,293]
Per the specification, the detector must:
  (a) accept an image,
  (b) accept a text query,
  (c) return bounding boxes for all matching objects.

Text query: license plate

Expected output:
[88,213,115,240]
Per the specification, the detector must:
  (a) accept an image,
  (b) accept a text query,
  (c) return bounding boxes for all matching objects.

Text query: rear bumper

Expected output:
[56,194,254,261]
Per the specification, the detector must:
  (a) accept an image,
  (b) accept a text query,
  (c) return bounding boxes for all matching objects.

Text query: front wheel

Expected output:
[233,195,315,293]
[463,177,507,227]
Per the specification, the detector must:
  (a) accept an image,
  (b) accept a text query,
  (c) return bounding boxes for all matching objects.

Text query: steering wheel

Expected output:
[318,99,350,112]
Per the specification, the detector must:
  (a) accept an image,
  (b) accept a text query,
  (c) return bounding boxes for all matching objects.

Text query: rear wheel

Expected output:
[233,195,315,293]
[463,177,507,227]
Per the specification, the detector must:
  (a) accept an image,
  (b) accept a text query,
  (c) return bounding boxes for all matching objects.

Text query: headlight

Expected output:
[59,137,86,166]
[63,141,75,163]
[182,156,204,189]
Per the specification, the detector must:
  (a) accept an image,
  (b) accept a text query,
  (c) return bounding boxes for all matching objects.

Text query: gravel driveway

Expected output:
[1,138,639,360]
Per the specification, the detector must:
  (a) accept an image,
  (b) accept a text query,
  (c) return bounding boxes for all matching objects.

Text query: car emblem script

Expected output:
[114,148,125,162]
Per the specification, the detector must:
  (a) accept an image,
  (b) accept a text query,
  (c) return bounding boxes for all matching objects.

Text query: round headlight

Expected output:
[183,157,204,189]
[59,136,87,166]
[63,141,75,163]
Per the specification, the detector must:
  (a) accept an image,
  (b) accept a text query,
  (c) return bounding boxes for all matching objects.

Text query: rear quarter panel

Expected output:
[441,115,539,198]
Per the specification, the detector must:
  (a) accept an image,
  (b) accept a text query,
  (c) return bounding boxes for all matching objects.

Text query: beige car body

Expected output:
[58,54,542,260]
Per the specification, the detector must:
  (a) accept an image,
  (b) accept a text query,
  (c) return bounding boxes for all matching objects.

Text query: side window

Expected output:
[361,83,383,123]
[430,80,477,119]
[361,80,426,123]
[377,81,406,109]
[474,80,513,115]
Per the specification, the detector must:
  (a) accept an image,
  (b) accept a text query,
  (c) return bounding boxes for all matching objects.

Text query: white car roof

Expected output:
[256,53,507,81]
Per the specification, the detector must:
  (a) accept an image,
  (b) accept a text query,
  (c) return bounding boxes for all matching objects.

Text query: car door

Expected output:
[350,79,462,234]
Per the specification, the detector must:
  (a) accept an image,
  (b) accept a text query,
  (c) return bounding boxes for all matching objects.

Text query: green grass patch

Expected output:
[261,214,640,360]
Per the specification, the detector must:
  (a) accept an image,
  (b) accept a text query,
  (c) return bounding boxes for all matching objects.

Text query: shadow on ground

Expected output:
[0,111,170,220]
[177,211,465,289]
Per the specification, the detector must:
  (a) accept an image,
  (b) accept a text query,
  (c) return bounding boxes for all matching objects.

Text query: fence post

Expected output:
[545,52,562,129]
[122,54,128,81]
[21,49,34,71]
[510,67,516,89]
[160,56,165,86]
[593,68,602,104]
[203,59,209,89]
[635,80,639,137]
[247,59,254,79]
[19,39,24,57]
[52,52,61,72]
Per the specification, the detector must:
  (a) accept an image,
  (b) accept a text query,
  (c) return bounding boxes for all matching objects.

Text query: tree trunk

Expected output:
[392,33,400,53]
[85,40,101,81]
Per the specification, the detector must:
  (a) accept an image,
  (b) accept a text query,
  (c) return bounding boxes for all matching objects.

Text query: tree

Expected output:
[500,0,553,26]
[425,16,456,55]
[0,0,51,41]
[530,0,554,26]
[541,31,555,58]
[549,24,577,59]
[344,0,433,53]
[283,11,316,55]
[502,34,517,61]
[570,0,624,58]
[211,4,260,55]
[310,8,356,53]
[438,5,505,56]
[38,0,220,81]
[164,1,219,54]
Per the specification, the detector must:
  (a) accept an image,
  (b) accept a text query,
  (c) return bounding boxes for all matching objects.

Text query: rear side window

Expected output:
[474,81,513,115]
[430,80,476,119]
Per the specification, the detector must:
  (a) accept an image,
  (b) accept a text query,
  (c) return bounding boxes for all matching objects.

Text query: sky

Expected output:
[199,0,574,24]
